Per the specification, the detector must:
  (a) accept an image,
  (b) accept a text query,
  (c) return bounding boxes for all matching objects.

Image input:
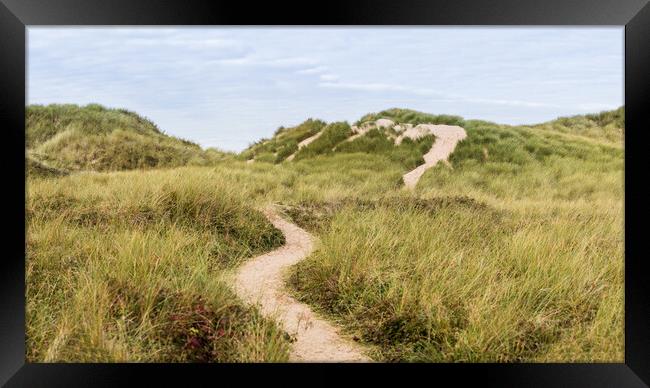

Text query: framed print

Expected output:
[1,0,649,386]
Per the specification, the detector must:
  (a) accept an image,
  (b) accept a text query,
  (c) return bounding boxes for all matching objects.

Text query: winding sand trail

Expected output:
[232,206,370,362]
[402,124,467,189]
[286,131,324,161]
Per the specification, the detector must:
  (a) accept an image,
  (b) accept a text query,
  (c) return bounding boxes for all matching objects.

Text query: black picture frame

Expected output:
[1,0,648,386]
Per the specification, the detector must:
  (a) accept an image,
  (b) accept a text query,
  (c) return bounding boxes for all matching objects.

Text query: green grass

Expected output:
[27,168,289,362]
[282,110,624,362]
[421,119,623,201]
[25,155,403,362]
[356,108,465,127]
[334,128,435,169]
[240,119,326,163]
[528,106,624,143]
[207,153,406,203]
[27,104,229,172]
[26,105,624,363]
[241,112,446,167]
[286,198,622,362]
[293,122,353,161]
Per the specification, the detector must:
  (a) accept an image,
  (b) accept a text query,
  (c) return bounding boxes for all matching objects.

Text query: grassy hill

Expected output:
[240,111,452,168]
[27,104,228,174]
[26,105,624,363]
[282,108,623,362]
[527,106,624,143]
[239,119,326,163]
[356,108,465,127]
[242,107,623,166]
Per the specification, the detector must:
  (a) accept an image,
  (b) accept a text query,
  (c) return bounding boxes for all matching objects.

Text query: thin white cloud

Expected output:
[216,56,319,68]
[297,66,329,75]
[213,56,257,65]
[319,82,569,109]
[127,37,243,50]
[269,57,319,66]
[318,81,436,97]
[318,81,402,92]
[576,103,618,111]
[319,74,340,81]
[460,97,563,108]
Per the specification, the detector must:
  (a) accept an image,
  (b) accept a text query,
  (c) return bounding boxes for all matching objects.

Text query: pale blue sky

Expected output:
[28,27,623,152]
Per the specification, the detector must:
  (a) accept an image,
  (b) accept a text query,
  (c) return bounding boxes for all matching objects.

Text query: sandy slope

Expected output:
[232,206,370,362]
[402,124,467,189]
[342,124,372,144]
[286,131,324,161]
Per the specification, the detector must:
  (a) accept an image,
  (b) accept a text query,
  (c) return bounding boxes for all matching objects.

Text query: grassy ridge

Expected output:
[27,103,162,147]
[27,104,229,172]
[240,109,462,167]
[529,106,624,143]
[240,119,326,163]
[293,122,353,161]
[356,108,465,127]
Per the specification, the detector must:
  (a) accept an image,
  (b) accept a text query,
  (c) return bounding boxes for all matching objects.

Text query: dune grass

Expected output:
[286,197,622,362]
[25,155,404,362]
[420,119,623,201]
[240,119,327,163]
[528,106,624,143]
[26,155,69,178]
[283,114,624,362]
[334,129,435,170]
[240,111,450,167]
[356,108,465,127]
[27,168,290,362]
[293,122,353,161]
[26,105,624,363]
[27,104,229,172]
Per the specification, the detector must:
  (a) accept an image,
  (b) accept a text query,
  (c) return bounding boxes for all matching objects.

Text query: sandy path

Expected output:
[232,206,370,362]
[341,127,370,144]
[402,124,467,189]
[286,131,324,161]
